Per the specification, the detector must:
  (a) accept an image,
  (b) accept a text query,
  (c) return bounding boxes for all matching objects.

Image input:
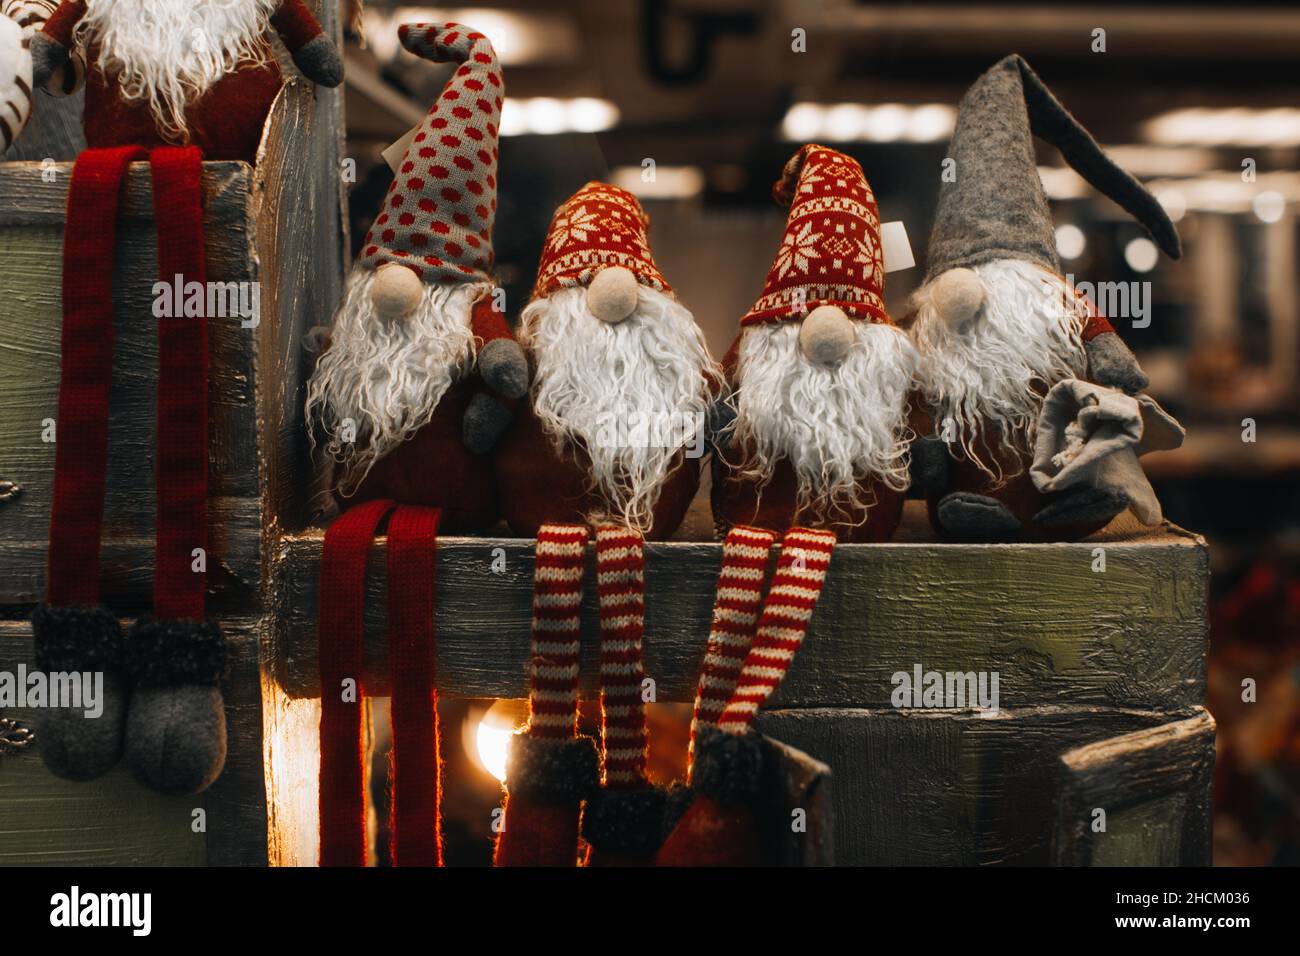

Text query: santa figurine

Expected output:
[491,183,718,867]
[27,1,341,796]
[711,144,920,543]
[305,23,528,867]
[902,55,1181,541]
[31,0,342,161]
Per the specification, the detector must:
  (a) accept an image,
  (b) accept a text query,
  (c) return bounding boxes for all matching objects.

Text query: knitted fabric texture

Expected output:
[689,525,776,773]
[741,145,887,326]
[531,182,670,299]
[525,524,589,739]
[924,54,1181,282]
[717,527,836,730]
[594,525,650,788]
[360,22,501,284]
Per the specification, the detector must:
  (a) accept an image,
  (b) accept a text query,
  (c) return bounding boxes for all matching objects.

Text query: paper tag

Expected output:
[881,221,915,273]
[381,123,422,174]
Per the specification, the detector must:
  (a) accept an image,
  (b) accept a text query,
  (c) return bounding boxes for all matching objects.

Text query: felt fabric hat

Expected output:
[740,144,888,327]
[924,54,1181,282]
[360,22,502,284]
[531,182,671,299]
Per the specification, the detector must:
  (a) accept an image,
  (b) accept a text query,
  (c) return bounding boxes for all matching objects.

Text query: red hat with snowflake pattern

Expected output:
[360,22,501,285]
[741,144,889,326]
[531,182,672,300]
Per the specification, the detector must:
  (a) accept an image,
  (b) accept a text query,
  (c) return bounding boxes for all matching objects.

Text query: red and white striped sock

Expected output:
[717,527,836,732]
[689,525,777,771]
[525,524,589,740]
[594,525,648,787]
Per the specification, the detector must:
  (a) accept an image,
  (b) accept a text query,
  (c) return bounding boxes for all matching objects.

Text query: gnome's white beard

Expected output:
[305,270,481,495]
[728,321,918,524]
[80,0,278,142]
[907,259,1089,482]
[521,285,717,533]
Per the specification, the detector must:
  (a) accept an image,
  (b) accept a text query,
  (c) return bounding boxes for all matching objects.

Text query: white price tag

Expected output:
[881,221,915,273]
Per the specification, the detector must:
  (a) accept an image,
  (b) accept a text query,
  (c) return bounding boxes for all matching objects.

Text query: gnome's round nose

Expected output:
[587,266,639,324]
[370,262,423,320]
[799,305,855,364]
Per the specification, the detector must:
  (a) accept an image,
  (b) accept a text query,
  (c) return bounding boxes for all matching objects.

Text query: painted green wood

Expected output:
[271,519,1209,711]
[755,705,1211,866]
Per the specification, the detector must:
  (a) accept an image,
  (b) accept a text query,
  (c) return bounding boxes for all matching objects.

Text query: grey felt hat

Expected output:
[924,54,1182,282]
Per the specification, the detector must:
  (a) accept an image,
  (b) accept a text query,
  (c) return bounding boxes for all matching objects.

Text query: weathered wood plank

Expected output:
[1052,710,1216,866]
[0,616,266,866]
[0,163,261,602]
[0,496,262,611]
[755,705,1201,866]
[272,521,1209,710]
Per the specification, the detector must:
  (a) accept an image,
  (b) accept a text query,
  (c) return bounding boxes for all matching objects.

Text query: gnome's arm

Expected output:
[907,402,951,496]
[1081,308,1149,395]
[271,0,344,87]
[705,333,742,458]
[461,295,528,455]
[29,0,82,89]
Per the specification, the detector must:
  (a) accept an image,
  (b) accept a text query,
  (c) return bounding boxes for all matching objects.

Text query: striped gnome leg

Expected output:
[658,527,836,866]
[494,524,598,866]
[581,526,664,866]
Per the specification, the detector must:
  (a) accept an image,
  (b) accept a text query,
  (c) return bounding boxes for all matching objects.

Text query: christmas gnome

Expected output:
[29,3,340,795]
[491,183,719,866]
[902,54,1182,541]
[305,23,527,867]
[711,144,921,542]
[0,0,86,154]
[30,0,343,162]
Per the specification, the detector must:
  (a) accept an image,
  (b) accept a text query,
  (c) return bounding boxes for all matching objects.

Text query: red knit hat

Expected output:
[531,182,671,299]
[740,144,888,326]
[360,22,502,284]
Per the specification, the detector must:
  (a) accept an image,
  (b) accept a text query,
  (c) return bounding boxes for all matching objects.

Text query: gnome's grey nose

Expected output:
[799,305,855,364]
[587,266,639,324]
[929,268,985,330]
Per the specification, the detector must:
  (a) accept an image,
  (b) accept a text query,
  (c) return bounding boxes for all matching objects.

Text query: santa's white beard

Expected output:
[907,259,1089,482]
[521,285,717,533]
[305,270,482,495]
[80,0,278,142]
[727,321,918,524]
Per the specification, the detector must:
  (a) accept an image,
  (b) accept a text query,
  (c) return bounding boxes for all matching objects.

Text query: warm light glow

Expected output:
[1253,190,1286,223]
[1143,107,1300,147]
[1124,237,1159,273]
[1055,224,1086,260]
[610,165,706,199]
[779,102,955,143]
[468,700,529,782]
[498,97,620,135]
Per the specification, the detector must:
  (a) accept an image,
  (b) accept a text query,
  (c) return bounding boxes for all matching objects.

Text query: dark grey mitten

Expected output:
[1087,332,1149,394]
[124,617,227,795]
[478,338,529,398]
[936,491,1022,540]
[292,34,344,87]
[706,397,736,458]
[31,603,127,781]
[910,433,952,494]
[1035,485,1129,528]
[29,33,68,91]
[462,390,514,455]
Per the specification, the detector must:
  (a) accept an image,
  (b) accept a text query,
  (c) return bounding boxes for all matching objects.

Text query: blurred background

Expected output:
[339,0,1300,866]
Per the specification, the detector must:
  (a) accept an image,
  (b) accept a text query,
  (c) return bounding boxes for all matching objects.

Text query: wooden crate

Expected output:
[261,509,1213,866]
[0,4,345,867]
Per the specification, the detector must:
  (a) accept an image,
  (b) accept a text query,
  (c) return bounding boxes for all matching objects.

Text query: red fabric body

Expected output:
[352,381,499,531]
[40,0,83,47]
[656,795,761,867]
[149,147,209,621]
[46,145,146,607]
[470,295,512,346]
[318,499,396,867]
[386,505,442,867]
[1081,310,1116,342]
[270,0,324,52]
[492,794,583,867]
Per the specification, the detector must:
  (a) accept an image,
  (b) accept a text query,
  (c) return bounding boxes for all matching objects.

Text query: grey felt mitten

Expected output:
[478,338,529,398]
[124,617,227,795]
[31,603,128,781]
[28,31,67,91]
[291,33,344,87]
[1086,331,1149,394]
[462,391,514,455]
[910,433,952,495]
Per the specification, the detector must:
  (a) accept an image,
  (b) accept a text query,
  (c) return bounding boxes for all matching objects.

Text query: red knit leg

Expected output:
[46,146,146,607]
[688,525,775,776]
[149,147,208,621]
[594,525,648,788]
[318,499,396,867]
[525,524,588,737]
[386,505,442,867]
